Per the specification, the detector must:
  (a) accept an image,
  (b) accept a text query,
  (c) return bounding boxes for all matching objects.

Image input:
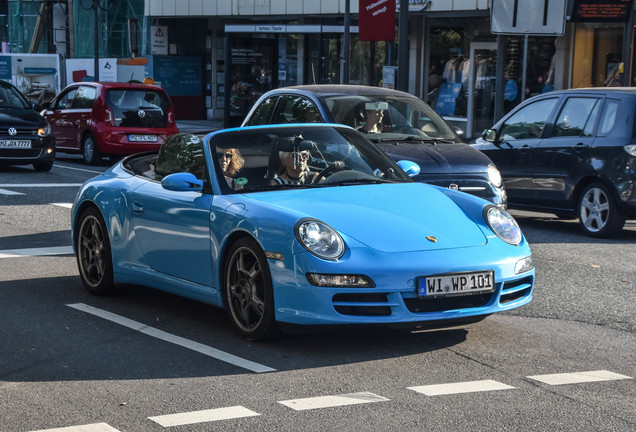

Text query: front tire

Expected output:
[76,207,116,294]
[577,182,625,237]
[82,134,102,165]
[224,238,277,340]
[33,161,53,171]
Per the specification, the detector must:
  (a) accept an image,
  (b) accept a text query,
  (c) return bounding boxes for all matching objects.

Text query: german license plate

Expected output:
[0,140,31,149]
[417,270,495,298]
[128,134,157,142]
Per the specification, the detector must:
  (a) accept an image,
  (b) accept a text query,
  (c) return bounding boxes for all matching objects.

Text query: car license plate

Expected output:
[417,270,495,298]
[0,140,31,149]
[128,134,157,142]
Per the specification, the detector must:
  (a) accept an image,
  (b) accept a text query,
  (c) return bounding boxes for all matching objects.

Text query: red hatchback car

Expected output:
[43,82,179,164]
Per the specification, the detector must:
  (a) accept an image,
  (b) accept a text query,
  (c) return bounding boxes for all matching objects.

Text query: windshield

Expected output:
[0,84,30,109]
[323,94,459,141]
[210,125,412,193]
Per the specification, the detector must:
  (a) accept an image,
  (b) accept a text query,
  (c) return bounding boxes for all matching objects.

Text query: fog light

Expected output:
[306,273,375,287]
[46,148,54,154]
[515,256,533,274]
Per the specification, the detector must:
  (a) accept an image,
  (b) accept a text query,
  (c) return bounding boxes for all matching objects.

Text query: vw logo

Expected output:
[137,109,146,118]
[8,127,17,136]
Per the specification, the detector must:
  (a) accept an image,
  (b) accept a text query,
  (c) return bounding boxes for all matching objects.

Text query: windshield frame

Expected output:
[208,124,413,194]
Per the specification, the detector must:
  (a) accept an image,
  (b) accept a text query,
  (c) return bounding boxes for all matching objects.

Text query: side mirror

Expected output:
[452,126,465,138]
[483,129,497,142]
[161,172,204,192]
[397,160,421,177]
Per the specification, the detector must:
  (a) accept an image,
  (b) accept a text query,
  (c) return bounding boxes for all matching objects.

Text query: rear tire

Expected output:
[224,237,277,340]
[76,207,116,295]
[577,182,625,237]
[82,134,102,165]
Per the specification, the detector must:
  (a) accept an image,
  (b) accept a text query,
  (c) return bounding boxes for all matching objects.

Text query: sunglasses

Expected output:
[218,152,233,160]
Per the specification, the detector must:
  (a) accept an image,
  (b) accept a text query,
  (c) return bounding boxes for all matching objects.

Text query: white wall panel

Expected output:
[321,0,339,13]
[453,0,479,10]
[271,0,286,14]
[304,0,321,14]
[202,0,217,15]
[255,0,271,14]
[161,0,176,15]
[287,0,303,14]
[174,0,189,15]
[218,0,232,15]
[188,0,203,15]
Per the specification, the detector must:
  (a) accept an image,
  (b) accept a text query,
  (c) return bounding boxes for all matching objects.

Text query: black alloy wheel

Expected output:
[76,207,115,294]
[224,237,277,340]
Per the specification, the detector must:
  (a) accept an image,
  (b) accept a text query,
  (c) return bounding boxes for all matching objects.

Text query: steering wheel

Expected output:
[313,161,346,184]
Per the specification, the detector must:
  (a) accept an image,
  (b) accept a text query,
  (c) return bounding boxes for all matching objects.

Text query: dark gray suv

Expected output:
[473,88,636,237]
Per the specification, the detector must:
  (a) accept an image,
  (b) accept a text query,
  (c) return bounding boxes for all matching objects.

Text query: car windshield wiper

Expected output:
[239,183,320,192]
[330,178,395,186]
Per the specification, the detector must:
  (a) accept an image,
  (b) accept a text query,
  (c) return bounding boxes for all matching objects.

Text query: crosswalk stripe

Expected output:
[149,406,260,427]
[408,380,515,396]
[527,370,632,385]
[0,246,74,258]
[30,423,121,432]
[52,202,73,209]
[278,392,389,411]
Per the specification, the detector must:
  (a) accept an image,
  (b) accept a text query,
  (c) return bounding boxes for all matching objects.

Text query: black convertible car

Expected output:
[0,80,55,171]
[242,85,506,207]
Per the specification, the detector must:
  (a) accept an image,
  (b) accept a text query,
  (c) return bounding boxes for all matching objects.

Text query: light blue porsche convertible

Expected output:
[71,124,534,340]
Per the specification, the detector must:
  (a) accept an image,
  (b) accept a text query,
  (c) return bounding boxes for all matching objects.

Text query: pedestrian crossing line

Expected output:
[278,392,389,411]
[527,370,632,386]
[149,406,260,427]
[408,380,515,396]
[0,246,74,258]
[30,422,121,432]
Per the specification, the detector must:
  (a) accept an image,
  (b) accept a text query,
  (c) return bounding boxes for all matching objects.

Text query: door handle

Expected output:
[519,144,530,154]
[573,142,588,152]
[131,202,144,214]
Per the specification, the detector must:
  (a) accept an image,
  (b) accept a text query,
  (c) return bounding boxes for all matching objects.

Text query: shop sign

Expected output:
[359,0,396,41]
[568,0,633,22]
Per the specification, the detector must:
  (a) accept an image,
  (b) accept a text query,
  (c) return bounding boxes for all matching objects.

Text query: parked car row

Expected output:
[0,80,179,170]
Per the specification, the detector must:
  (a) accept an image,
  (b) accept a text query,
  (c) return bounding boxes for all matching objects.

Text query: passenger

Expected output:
[218,148,245,189]
[270,150,316,185]
[357,101,388,134]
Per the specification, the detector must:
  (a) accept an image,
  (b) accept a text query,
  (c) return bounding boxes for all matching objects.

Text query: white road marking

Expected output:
[527,370,632,386]
[408,380,515,396]
[0,188,25,196]
[0,183,83,188]
[30,423,121,432]
[278,392,389,411]
[0,246,74,258]
[66,303,276,374]
[54,163,104,174]
[149,406,260,427]
[52,202,73,209]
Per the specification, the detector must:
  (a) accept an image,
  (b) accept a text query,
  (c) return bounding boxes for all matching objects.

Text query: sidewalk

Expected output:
[176,119,224,134]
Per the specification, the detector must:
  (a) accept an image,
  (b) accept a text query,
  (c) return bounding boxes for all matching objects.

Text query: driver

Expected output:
[270,150,317,185]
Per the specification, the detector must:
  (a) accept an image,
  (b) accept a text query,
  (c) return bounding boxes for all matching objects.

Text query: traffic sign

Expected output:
[491,0,567,35]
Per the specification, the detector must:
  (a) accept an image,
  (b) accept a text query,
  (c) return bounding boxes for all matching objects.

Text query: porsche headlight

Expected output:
[485,206,522,245]
[487,164,503,188]
[295,219,344,260]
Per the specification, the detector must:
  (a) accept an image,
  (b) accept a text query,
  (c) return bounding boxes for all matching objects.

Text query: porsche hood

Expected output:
[244,183,489,253]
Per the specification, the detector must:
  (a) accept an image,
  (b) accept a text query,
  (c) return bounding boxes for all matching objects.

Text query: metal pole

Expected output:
[521,34,528,102]
[398,0,408,91]
[622,8,634,86]
[343,0,350,84]
[94,0,99,81]
[494,35,505,122]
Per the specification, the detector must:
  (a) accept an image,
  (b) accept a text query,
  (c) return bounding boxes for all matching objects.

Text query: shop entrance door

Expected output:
[467,42,497,139]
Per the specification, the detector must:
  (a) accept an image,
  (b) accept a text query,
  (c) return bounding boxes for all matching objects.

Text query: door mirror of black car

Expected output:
[483,129,497,142]
[32,103,44,112]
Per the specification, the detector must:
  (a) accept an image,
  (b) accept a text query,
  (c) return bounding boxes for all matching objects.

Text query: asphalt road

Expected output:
[0,156,635,432]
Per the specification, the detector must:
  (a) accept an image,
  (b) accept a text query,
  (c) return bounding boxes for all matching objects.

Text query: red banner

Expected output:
[359,0,396,41]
